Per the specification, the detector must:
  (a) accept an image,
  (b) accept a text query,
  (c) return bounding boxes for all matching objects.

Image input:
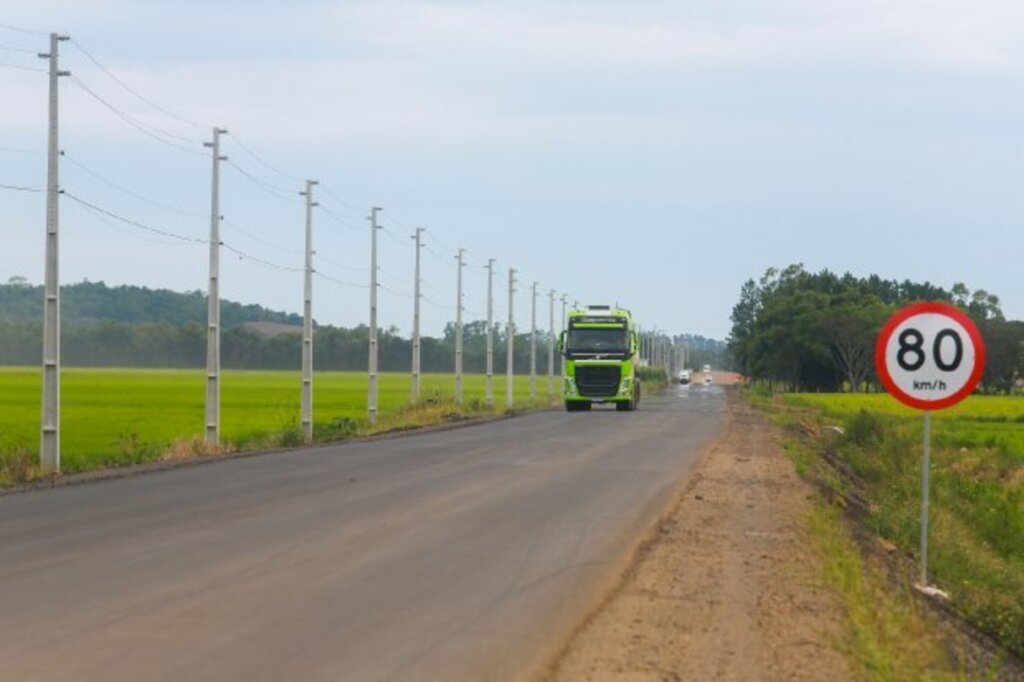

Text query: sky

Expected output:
[2,0,1023,339]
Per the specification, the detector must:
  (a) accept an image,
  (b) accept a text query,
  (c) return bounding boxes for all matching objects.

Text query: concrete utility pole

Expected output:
[529,282,538,399]
[300,179,318,444]
[38,32,69,474]
[454,248,465,404]
[485,258,495,407]
[411,227,424,403]
[547,289,555,398]
[204,126,228,447]
[367,206,382,424]
[559,294,567,375]
[506,268,516,408]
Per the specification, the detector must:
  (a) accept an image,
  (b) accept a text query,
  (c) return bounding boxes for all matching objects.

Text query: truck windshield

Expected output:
[567,327,629,354]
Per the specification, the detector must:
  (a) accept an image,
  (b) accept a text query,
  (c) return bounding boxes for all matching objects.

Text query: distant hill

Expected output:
[0,279,303,327]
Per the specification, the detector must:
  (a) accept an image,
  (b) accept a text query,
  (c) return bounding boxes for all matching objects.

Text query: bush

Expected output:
[845,409,886,448]
[317,416,359,441]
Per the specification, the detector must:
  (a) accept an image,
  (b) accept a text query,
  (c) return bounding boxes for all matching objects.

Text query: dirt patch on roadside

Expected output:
[544,393,851,681]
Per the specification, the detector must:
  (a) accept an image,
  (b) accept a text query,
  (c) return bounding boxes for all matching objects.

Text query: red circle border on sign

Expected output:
[874,301,986,411]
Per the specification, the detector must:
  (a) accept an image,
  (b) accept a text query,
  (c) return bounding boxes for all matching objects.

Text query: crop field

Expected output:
[0,367,550,474]
[775,392,1024,657]
[786,393,1024,457]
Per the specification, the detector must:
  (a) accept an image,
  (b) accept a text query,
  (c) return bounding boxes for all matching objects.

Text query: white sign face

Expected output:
[875,303,985,410]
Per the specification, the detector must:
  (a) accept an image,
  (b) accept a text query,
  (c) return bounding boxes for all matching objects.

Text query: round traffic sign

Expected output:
[875,302,985,410]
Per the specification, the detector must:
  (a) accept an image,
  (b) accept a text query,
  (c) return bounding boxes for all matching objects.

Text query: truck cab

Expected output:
[559,305,640,412]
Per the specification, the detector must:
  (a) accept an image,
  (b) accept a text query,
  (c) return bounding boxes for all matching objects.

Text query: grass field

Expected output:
[767,391,1024,660]
[0,367,552,475]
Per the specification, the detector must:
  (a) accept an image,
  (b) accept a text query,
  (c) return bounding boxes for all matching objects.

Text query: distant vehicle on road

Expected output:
[678,370,690,385]
[702,364,711,373]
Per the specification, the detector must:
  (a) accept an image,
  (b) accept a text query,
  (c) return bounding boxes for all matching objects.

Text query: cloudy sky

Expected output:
[2,0,1023,339]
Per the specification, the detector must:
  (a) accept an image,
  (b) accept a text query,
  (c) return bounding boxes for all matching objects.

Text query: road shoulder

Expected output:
[543,391,851,681]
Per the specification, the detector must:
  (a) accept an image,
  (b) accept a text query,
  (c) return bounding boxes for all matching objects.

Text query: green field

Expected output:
[772,392,1024,658]
[0,367,552,474]
[786,393,1024,458]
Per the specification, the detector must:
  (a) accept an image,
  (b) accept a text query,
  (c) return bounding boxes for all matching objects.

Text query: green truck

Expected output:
[559,305,641,411]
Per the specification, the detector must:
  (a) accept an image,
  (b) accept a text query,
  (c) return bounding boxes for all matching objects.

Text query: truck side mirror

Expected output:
[558,331,566,355]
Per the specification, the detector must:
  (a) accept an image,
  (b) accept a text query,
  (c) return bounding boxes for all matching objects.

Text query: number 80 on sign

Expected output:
[875,302,986,411]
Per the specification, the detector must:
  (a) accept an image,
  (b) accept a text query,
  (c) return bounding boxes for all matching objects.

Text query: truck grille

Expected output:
[575,365,621,397]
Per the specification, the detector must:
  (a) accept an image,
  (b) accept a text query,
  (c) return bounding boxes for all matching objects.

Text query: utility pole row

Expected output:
[29,28,604,464]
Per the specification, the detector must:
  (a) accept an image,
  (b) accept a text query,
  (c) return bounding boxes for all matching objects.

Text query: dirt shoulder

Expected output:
[543,391,851,681]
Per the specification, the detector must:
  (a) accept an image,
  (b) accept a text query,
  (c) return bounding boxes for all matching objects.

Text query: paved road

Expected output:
[0,385,725,682]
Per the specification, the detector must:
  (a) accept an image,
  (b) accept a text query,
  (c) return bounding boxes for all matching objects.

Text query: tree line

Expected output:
[0,278,302,327]
[728,264,1024,393]
[0,279,558,372]
[0,318,558,373]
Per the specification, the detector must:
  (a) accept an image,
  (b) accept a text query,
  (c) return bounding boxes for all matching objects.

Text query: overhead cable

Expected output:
[69,38,209,130]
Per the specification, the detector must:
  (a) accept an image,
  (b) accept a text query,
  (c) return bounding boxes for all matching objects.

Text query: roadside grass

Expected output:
[0,367,553,484]
[805,501,978,681]
[768,392,1024,663]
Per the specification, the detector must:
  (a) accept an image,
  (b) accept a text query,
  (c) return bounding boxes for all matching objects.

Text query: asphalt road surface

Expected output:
[0,384,725,682]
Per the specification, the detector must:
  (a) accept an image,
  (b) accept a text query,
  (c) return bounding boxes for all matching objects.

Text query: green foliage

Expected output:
[731,266,1024,395]
[805,504,979,680]
[636,366,667,385]
[783,393,1024,658]
[0,279,303,326]
[0,280,556,372]
[846,409,887,448]
[316,417,359,441]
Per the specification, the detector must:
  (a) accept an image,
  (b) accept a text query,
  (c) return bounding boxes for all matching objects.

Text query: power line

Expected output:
[0,57,45,73]
[314,271,369,289]
[224,158,301,203]
[222,218,303,255]
[317,204,363,232]
[69,75,200,144]
[64,191,207,244]
[319,183,368,214]
[0,147,42,155]
[422,294,455,311]
[61,151,206,218]
[379,282,413,299]
[68,76,204,155]
[0,22,48,36]
[0,183,42,192]
[222,242,302,272]
[69,194,195,247]
[229,134,303,184]
[69,38,208,130]
[0,44,37,54]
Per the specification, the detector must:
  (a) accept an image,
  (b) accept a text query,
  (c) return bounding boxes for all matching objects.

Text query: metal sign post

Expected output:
[875,301,985,589]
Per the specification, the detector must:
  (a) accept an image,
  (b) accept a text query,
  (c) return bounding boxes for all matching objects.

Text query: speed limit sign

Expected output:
[875,302,986,410]
[875,301,986,590]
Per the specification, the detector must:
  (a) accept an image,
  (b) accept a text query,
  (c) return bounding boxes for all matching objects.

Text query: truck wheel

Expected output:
[566,402,590,412]
[616,401,633,412]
